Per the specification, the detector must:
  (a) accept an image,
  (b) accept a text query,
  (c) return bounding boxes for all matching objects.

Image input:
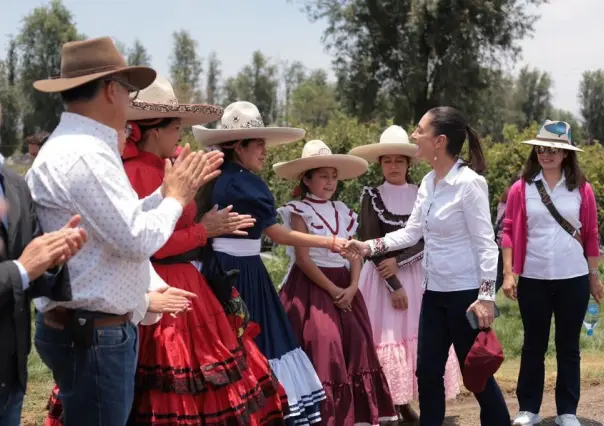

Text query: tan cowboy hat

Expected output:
[273,139,368,181]
[192,101,305,147]
[127,75,223,126]
[34,36,156,93]
[348,125,418,163]
[522,120,583,152]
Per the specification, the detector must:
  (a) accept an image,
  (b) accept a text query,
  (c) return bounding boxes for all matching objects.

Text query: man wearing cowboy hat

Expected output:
[0,102,87,425]
[25,37,223,425]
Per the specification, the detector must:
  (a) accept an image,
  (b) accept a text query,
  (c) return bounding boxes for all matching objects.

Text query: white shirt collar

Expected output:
[443,158,465,185]
[533,170,566,188]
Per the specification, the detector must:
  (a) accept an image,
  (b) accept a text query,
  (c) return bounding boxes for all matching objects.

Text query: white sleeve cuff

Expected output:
[477,279,496,302]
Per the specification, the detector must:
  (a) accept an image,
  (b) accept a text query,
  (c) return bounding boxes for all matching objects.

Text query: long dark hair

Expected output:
[194,139,253,221]
[521,147,585,191]
[427,106,487,174]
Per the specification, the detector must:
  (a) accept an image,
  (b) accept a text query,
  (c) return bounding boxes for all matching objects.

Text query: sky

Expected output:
[0,0,603,118]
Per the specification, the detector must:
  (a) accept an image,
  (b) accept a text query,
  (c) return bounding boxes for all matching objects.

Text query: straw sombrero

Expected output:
[192,101,304,147]
[273,139,368,181]
[522,120,583,152]
[348,125,418,163]
[34,37,156,93]
[127,75,223,126]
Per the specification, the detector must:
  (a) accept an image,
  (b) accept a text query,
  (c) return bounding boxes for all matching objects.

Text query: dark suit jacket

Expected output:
[0,167,71,392]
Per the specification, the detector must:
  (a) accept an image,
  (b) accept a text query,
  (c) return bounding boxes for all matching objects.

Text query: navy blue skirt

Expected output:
[203,251,326,425]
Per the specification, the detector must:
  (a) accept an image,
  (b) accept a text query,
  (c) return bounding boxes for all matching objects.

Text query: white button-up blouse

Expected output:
[367,160,498,301]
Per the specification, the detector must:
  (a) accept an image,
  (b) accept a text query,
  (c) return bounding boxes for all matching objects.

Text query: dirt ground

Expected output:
[440,385,604,425]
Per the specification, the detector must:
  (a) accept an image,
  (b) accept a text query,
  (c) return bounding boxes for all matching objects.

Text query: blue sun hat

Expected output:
[521,120,583,152]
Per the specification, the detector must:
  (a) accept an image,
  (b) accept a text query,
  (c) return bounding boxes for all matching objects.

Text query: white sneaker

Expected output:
[555,414,580,426]
[512,411,542,425]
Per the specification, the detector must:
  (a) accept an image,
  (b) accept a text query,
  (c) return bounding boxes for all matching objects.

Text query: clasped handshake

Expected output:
[331,238,371,260]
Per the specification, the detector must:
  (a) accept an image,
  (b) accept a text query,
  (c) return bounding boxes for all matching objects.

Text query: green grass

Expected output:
[493,294,604,359]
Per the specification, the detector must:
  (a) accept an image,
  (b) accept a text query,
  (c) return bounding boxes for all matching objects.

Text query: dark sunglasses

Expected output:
[104,77,139,101]
[535,146,560,155]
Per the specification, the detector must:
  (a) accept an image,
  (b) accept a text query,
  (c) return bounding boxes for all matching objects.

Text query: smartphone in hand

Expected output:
[466,304,501,330]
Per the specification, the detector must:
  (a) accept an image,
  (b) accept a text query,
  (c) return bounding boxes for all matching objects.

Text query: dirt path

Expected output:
[441,385,604,425]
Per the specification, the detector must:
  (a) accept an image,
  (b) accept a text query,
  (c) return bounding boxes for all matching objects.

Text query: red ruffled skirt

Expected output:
[45,262,288,426]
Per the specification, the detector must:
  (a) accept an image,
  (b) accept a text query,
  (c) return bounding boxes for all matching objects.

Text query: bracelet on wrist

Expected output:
[589,268,600,277]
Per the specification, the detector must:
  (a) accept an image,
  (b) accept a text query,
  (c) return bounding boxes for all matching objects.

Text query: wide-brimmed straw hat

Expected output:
[127,75,223,126]
[273,139,368,181]
[34,36,156,93]
[348,125,418,163]
[522,120,583,152]
[192,101,304,148]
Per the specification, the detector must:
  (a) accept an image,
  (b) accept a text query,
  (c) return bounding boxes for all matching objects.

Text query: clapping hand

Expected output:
[20,215,87,281]
[148,286,197,316]
[201,205,256,238]
[163,145,224,207]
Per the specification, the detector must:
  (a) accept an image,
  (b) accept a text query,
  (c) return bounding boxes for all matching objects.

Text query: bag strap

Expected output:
[534,180,583,245]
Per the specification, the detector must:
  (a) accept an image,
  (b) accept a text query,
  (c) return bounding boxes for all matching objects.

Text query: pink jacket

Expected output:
[501,179,600,275]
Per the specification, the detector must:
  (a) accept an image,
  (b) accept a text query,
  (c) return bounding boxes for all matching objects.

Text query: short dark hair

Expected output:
[521,147,585,191]
[60,79,102,104]
[24,131,51,147]
[427,106,487,174]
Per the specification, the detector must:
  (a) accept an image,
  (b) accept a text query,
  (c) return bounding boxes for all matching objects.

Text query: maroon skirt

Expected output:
[279,265,396,426]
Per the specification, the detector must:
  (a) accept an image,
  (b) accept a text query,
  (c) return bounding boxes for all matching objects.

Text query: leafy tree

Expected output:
[295,0,547,124]
[222,51,279,123]
[579,69,604,144]
[205,52,221,106]
[281,60,306,124]
[0,38,22,157]
[512,66,553,129]
[127,39,151,66]
[170,30,203,103]
[290,69,339,127]
[17,0,82,136]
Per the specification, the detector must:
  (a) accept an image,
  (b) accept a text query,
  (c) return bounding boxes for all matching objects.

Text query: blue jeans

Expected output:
[34,312,138,426]
[0,387,24,426]
[417,289,511,426]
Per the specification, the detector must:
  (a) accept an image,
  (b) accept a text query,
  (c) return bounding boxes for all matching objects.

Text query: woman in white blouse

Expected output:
[502,121,602,426]
[343,107,510,425]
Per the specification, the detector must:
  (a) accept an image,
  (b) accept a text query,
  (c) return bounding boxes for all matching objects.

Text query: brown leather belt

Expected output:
[43,307,131,330]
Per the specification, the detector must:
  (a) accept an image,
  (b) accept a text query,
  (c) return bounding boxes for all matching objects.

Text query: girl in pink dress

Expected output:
[349,126,461,422]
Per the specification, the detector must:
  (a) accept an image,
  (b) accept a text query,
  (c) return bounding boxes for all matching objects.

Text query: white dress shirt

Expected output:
[367,160,498,301]
[26,113,183,324]
[523,171,587,280]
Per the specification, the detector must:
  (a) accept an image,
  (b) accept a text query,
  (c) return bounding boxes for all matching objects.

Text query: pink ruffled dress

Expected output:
[357,182,462,405]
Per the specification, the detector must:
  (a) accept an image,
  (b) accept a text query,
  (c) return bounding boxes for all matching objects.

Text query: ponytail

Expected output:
[465,125,487,175]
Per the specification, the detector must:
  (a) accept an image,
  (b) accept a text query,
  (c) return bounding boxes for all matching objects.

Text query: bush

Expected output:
[259,117,604,241]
